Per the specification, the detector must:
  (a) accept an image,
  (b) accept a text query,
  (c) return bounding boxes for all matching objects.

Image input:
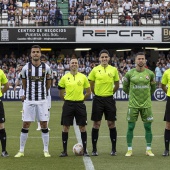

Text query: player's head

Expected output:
[31,45,41,62]
[70,58,78,72]
[99,49,110,67]
[41,55,48,63]
[135,52,146,68]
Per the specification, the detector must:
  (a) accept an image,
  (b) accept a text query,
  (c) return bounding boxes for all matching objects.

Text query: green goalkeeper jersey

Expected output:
[123,68,156,108]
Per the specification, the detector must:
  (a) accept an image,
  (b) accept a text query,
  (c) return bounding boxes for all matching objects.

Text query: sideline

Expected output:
[73,119,95,170]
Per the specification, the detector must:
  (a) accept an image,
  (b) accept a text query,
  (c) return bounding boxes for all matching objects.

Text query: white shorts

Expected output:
[47,95,51,109]
[19,89,24,98]
[23,100,49,122]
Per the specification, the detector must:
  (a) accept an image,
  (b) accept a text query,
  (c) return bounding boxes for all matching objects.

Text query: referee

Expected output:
[0,69,9,157]
[88,49,119,156]
[58,58,91,157]
[161,68,170,156]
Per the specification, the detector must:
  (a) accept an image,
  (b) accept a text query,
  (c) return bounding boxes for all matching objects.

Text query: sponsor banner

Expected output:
[76,27,161,43]
[2,88,167,101]
[0,27,76,43]
[162,28,170,42]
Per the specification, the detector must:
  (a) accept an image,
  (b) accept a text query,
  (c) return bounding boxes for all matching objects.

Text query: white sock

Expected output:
[42,132,49,152]
[37,122,41,129]
[20,132,28,152]
[146,146,151,150]
[128,147,132,151]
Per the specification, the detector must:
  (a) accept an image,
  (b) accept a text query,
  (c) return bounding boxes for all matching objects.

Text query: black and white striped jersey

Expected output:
[21,62,51,101]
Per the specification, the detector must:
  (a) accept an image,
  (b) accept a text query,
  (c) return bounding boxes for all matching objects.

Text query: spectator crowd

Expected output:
[0,0,170,26]
[1,49,170,89]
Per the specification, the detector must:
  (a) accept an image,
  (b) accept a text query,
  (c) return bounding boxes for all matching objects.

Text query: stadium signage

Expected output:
[82,30,154,37]
[162,28,170,42]
[76,27,162,43]
[2,88,166,101]
[0,27,76,43]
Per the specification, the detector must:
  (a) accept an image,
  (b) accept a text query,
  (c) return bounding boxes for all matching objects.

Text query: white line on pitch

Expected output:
[73,119,95,170]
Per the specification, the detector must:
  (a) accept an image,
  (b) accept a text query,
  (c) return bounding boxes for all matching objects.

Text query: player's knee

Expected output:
[93,121,101,129]
[79,126,86,132]
[107,121,115,128]
[166,121,170,130]
[23,122,31,128]
[128,122,135,131]
[63,126,70,132]
[144,122,152,132]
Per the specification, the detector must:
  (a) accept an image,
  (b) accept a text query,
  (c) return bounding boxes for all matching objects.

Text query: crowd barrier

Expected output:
[2,88,167,101]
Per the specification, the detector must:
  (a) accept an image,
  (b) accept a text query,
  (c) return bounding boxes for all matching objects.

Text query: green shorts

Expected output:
[126,107,153,122]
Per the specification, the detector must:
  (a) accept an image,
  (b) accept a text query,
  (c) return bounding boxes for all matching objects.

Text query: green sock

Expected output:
[144,122,152,147]
[126,122,136,147]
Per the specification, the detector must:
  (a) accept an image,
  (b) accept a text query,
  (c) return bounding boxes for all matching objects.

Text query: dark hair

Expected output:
[99,49,110,57]
[41,55,48,61]
[31,45,41,50]
[136,52,145,56]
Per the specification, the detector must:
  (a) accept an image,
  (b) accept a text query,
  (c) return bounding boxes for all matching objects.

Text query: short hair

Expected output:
[31,45,41,51]
[99,49,110,57]
[41,55,48,61]
[136,52,145,56]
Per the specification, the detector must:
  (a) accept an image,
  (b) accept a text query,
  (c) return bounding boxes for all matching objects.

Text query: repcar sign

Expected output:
[76,27,161,43]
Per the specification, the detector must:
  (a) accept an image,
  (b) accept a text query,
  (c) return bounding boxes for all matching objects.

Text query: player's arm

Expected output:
[58,88,65,100]
[89,81,95,95]
[150,73,156,95]
[14,79,19,91]
[161,71,168,94]
[2,82,9,95]
[122,73,130,94]
[46,79,51,91]
[84,87,91,100]
[113,81,119,94]
[58,76,65,100]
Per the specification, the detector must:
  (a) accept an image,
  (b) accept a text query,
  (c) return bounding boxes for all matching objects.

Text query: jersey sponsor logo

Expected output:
[145,75,149,80]
[133,85,149,89]
[154,88,166,101]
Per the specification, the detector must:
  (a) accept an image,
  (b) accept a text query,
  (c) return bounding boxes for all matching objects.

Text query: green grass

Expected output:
[0,101,168,170]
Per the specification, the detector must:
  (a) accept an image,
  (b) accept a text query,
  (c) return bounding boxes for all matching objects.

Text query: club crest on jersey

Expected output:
[146,75,149,80]
[77,80,82,86]
[108,73,113,78]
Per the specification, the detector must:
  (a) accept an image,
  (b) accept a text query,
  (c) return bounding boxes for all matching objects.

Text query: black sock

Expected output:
[110,127,117,152]
[164,129,170,151]
[91,128,99,151]
[81,131,87,153]
[0,129,6,152]
[62,132,68,153]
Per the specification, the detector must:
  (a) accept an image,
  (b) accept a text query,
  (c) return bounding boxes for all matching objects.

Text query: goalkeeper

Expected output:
[123,52,156,157]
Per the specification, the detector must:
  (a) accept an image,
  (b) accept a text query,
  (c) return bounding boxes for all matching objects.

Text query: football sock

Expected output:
[41,128,49,152]
[81,131,87,153]
[0,128,7,152]
[62,132,68,153]
[164,129,170,151]
[109,127,117,152]
[127,122,136,147]
[37,122,41,129]
[91,128,99,151]
[20,128,29,152]
[144,122,152,148]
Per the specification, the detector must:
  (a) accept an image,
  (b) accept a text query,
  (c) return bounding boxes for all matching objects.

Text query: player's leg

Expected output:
[141,108,154,156]
[76,102,89,156]
[91,96,104,156]
[0,100,8,157]
[105,96,117,156]
[163,97,170,156]
[38,101,51,157]
[15,101,34,157]
[60,101,74,157]
[15,121,31,157]
[125,107,138,156]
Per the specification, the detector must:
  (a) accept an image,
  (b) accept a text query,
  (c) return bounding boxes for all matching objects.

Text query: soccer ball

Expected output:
[73,143,84,156]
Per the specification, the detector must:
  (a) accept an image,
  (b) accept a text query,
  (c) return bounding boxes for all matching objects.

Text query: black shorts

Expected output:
[164,96,170,122]
[61,101,87,126]
[0,99,5,123]
[91,95,117,121]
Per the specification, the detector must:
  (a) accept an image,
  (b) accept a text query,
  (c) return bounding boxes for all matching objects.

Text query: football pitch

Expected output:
[1,101,169,170]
